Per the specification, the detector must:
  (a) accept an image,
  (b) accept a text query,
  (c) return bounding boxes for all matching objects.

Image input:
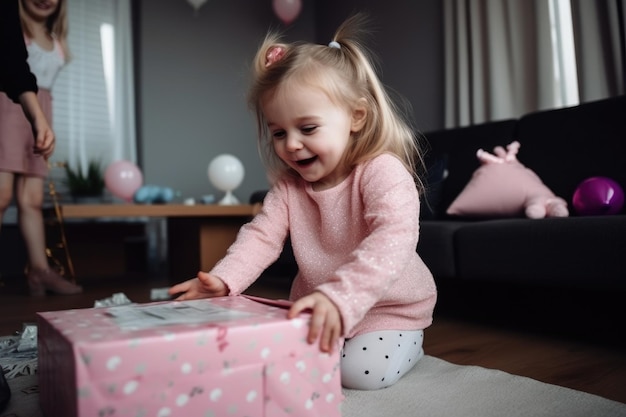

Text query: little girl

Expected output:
[0,0,81,295]
[169,14,437,390]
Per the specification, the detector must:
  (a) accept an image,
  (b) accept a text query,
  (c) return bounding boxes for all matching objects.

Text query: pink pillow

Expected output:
[446,141,569,219]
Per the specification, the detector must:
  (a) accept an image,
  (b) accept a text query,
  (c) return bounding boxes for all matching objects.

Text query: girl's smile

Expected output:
[263,84,363,191]
[295,156,317,167]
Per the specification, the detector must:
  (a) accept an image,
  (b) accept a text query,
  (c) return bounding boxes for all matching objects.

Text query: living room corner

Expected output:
[1,0,625,416]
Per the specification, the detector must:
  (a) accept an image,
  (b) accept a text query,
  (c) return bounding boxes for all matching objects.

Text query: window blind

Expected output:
[49,0,135,195]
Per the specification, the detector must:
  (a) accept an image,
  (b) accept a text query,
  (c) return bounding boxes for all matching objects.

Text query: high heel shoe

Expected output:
[26,268,82,296]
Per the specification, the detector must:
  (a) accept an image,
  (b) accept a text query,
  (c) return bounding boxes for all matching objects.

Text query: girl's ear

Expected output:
[351,98,368,132]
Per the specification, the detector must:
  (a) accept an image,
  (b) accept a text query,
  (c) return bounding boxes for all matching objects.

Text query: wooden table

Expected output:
[60,204,260,280]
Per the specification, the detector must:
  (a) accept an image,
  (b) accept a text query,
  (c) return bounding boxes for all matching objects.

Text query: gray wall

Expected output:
[136,0,443,202]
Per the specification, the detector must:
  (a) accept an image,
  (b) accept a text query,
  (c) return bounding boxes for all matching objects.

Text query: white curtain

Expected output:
[443,0,625,128]
[50,0,136,183]
[571,0,626,101]
[111,0,137,163]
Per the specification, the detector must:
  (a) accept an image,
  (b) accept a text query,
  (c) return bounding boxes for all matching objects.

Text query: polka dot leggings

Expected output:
[340,329,424,390]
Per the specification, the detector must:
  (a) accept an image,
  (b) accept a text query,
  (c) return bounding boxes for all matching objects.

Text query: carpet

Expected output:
[2,355,625,417]
[342,355,626,417]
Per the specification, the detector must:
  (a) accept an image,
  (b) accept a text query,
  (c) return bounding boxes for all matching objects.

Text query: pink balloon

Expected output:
[272,0,302,25]
[105,160,143,202]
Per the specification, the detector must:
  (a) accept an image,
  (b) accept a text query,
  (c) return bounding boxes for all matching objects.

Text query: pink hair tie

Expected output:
[265,46,286,67]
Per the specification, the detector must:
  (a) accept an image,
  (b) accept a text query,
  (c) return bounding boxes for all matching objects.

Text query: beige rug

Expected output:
[343,355,626,417]
[3,355,625,417]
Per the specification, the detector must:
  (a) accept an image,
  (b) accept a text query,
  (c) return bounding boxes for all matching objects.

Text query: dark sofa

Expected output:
[253,95,626,293]
[419,95,626,290]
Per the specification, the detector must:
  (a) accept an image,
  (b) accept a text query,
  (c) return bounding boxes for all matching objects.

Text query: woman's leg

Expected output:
[0,172,16,234]
[340,329,424,390]
[15,175,48,269]
[15,175,81,295]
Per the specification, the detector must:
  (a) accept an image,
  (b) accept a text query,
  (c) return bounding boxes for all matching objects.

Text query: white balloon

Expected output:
[207,154,245,205]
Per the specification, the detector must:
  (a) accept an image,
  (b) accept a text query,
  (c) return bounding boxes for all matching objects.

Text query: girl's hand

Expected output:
[168,271,228,301]
[288,292,342,353]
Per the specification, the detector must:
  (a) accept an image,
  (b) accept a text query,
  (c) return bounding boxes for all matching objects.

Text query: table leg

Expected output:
[167,216,250,281]
[198,218,244,272]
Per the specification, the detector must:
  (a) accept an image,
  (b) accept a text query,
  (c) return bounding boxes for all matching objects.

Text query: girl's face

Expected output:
[263,84,365,191]
[21,0,59,23]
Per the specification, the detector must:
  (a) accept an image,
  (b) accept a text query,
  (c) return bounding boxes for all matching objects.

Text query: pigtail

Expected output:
[251,33,286,78]
[248,33,293,179]
[331,14,425,193]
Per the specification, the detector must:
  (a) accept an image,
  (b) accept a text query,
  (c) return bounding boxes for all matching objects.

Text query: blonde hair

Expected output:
[20,0,70,59]
[248,14,426,193]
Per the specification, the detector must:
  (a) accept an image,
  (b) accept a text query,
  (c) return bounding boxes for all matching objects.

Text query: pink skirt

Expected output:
[0,89,52,178]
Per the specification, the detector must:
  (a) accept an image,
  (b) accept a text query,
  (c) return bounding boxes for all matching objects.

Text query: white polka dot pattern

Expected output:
[37,296,343,417]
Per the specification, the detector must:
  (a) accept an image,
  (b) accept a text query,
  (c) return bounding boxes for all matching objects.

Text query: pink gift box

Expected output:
[37,296,343,417]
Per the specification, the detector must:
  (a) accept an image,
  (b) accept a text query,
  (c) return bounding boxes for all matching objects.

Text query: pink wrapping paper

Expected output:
[37,296,343,417]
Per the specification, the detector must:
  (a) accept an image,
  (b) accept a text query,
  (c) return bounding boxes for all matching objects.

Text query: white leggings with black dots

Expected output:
[340,329,424,390]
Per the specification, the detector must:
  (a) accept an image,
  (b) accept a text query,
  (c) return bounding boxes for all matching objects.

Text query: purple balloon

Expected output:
[572,177,624,216]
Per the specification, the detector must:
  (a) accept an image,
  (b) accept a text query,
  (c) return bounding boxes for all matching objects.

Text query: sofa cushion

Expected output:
[418,221,468,279]
[445,141,568,219]
[423,119,518,219]
[453,216,626,289]
[420,154,448,220]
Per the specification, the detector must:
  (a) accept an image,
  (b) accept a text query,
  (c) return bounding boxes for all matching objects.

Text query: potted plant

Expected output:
[63,159,106,202]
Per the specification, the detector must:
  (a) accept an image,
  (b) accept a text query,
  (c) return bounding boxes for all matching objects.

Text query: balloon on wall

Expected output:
[272,0,302,25]
[105,160,143,202]
[572,176,624,216]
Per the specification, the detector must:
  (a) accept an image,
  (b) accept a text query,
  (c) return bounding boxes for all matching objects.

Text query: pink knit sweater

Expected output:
[211,153,437,338]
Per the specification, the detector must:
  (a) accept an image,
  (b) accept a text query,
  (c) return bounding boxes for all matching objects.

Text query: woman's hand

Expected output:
[18,91,55,158]
[32,115,55,158]
[168,271,228,301]
[288,291,342,353]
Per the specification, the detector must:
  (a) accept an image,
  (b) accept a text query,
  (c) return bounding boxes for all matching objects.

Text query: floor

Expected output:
[1,272,625,405]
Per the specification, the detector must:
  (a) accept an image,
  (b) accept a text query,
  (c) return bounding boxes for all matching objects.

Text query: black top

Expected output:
[0,0,38,103]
